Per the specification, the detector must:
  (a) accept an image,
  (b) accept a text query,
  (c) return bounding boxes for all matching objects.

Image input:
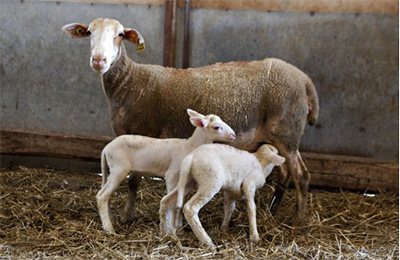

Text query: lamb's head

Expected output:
[62,18,144,74]
[255,144,286,175]
[187,109,236,143]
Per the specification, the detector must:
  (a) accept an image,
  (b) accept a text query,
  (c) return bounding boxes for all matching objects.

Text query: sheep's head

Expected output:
[187,109,236,143]
[62,18,144,74]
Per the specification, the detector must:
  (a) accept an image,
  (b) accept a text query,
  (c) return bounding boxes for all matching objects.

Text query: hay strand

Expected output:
[0,166,398,259]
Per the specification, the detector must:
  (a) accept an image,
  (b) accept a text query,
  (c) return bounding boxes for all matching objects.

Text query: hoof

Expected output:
[250,234,260,243]
[121,212,135,224]
[104,229,116,235]
[221,224,229,231]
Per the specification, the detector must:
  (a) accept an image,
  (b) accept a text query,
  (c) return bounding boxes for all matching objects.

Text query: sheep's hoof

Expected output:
[121,212,135,224]
[291,216,306,227]
[221,224,229,231]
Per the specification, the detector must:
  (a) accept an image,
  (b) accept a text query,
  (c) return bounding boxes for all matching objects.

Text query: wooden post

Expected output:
[163,0,177,67]
[182,0,191,68]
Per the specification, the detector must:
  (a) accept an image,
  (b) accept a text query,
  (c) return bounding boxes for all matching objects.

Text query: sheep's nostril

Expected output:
[91,55,107,71]
[92,56,107,65]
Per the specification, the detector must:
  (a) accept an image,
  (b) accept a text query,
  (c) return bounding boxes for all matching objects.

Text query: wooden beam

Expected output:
[25,0,398,14]
[163,0,177,67]
[1,128,398,192]
[0,128,113,162]
[25,0,165,6]
[301,153,398,193]
[183,0,399,14]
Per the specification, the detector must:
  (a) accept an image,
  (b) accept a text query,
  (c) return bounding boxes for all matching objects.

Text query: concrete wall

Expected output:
[1,0,398,161]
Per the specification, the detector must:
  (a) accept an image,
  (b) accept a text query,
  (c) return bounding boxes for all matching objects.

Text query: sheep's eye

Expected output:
[87,30,91,35]
[213,126,221,130]
[118,33,124,37]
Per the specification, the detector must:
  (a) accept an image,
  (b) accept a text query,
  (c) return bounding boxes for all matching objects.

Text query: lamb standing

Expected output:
[159,144,285,248]
[62,18,319,225]
[97,109,235,233]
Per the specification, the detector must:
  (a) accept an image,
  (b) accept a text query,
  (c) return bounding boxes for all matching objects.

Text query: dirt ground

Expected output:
[0,166,398,259]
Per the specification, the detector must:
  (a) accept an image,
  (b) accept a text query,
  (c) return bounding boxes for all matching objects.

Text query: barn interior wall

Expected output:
[0,1,398,169]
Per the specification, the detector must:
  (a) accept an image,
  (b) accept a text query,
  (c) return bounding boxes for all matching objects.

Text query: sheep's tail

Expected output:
[101,150,108,187]
[305,80,319,126]
[176,154,194,210]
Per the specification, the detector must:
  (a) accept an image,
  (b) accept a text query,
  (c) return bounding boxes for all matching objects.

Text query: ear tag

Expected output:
[137,42,145,52]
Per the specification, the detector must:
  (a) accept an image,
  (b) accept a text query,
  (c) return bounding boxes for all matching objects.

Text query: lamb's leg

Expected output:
[174,180,197,231]
[269,162,290,215]
[163,168,182,231]
[96,167,130,233]
[242,180,260,243]
[121,172,142,223]
[183,186,220,248]
[221,191,236,230]
[159,188,180,235]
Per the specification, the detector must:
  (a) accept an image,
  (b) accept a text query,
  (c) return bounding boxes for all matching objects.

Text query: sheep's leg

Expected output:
[242,180,260,243]
[269,162,290,215]
[121,172,142,223]
[96,167,130,233]
[159,188,178,235]
[296,150,310,224]
[221,191,236,230]
[279,148,308,225]
[183,186,220,248]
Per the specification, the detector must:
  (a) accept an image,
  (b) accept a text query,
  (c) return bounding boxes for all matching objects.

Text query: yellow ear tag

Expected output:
[137,42,145,52]
[76,27,83,35]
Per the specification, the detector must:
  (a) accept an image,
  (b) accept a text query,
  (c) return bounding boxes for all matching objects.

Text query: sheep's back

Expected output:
[157,59,310,146]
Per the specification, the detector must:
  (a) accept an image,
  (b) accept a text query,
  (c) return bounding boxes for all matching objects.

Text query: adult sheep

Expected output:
[62,18,319,225]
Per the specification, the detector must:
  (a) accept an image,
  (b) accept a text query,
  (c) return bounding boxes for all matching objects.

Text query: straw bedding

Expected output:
[0,166,398,259]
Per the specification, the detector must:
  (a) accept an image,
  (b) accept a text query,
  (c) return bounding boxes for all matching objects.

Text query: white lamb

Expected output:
[159,143,285,248]
[97,109,236,233]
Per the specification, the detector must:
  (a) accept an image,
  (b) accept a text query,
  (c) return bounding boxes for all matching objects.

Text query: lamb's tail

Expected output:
[101,150,108,187]
[176,154,194,210]
[305,80,319,126]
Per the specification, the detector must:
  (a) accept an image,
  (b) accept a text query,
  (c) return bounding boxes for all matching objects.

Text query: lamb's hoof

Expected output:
[207,243,217,250]
[250,235,260,243]
[202,239,216,249]
[104,228,116,235]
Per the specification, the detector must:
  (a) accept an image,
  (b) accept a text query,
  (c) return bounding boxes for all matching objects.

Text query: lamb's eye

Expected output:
[213,126,221,130]
[87,30,91,35]
[118,33,124,37]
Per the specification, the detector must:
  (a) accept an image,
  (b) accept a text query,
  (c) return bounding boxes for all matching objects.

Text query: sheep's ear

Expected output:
[62,23,90,38]
[270,154,285,166]
[187,109,204,118]
[123,28,145,52]
[190,117,208,128]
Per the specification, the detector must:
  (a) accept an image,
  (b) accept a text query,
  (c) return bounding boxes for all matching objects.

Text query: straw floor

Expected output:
[0,166,398,259]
